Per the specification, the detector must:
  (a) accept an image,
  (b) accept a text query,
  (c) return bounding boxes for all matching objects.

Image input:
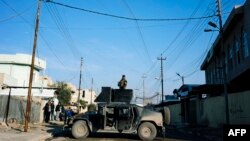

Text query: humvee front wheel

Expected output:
[138,122,157,141]
[163,106,170,125]
[72,120,89,139]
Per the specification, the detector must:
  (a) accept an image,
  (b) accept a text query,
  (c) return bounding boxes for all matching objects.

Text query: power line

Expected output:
[145,60,158,74]
[1,0,67,68]
[121,0,152,63]
[169,20,216,80]
[39,23,194,30]
[90,0,149,76]
[141,0,206,92]
[175,18,218,76]
[93,0,143,59]
[46,0,216,21]
[1,0,84,85]
[0,0,35,23]
[161,0,204,55]
[222,0,243,11]
[163,1,216,79]
[45,3,81,59]
[166,3,215,70]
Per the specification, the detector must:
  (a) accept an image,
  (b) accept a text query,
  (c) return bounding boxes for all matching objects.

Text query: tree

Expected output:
[79,99,88,109]
[88,104,97,112]
[53,81,73,105]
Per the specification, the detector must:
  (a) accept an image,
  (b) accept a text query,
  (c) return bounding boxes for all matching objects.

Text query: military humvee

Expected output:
[67,87,166,141]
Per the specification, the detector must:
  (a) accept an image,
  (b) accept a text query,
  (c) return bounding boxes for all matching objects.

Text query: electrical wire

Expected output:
[160,1,216,81]
[160,2,211,81]
[161,0,204,55]
[121,0,152,63]
[90,0,147,77]
[45,3,81,59]
[46,0,216,22]
[170,21,216,80]
[1,0,72,72]
[0,0,35,23]
[166,2,215,70]
[222,0,244,12]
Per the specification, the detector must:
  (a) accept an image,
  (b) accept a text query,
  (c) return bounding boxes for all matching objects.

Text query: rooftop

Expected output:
[0,53,46,70]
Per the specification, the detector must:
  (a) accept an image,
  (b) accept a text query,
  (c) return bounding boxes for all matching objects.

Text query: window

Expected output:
[228,44,233,70]
[219,57,224,84]
[182,87,188,92]
[216,58,222,84]
[82,90,85,98]
[235,38,240,64]
[120,108,129,115]
[119,108,130,118]
[213,66,216,84]
[243,31,249,58]
[208,71,211,84]
[224,53,228,75]
[107,107,114,114]
[205,71,209,83]
[210,68,213,84]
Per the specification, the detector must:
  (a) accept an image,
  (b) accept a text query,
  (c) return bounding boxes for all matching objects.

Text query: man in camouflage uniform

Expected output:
[118,75,127,89]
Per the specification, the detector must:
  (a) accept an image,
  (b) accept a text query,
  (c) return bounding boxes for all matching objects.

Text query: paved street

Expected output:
[45,122,207,141]
[0,121,221,141]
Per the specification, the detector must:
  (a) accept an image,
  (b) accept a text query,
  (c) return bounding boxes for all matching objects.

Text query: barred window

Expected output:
[243,31,249,58]
[228,44,233,70]
[235,38,240,64]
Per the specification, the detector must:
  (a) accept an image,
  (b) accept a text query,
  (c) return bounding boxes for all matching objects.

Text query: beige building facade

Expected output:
[0,53,55,97]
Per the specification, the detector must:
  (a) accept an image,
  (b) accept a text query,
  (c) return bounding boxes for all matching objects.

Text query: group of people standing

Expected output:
[42,75,127,124]
[43,100,64,123]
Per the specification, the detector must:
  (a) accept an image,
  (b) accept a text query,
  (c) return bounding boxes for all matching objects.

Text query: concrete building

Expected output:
[169,0,250,127]
[0,53,55,97]
[72,89,97,105]
[0,53,56,124]
[67,82,96,105]
[82,89,97,105]
[201,0,250,92]
[73,89,97,113]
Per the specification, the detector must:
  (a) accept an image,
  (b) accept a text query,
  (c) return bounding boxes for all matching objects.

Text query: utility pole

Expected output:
[77,57,83,113]
[90,78,93,104]
[157,54,166,103]
[216,0,229,125]
[181,76,184,85]
[24,0,41,132]
[142,75,146,105]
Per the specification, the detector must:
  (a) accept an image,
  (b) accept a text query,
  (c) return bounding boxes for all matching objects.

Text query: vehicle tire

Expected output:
[163,106,170,125]
[138,122,157,141]
[72,120,89,139]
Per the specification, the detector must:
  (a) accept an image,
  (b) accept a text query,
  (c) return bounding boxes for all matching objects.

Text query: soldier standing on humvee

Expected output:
[118,75,127,89]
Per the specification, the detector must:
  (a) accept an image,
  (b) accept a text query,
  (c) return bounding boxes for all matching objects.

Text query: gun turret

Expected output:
[95,87,133,103]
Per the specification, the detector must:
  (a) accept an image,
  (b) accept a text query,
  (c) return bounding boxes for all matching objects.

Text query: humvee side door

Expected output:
[117,106,134,130]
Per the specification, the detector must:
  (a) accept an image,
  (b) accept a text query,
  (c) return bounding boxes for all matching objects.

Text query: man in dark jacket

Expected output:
[43,101,51,123]
[55,102,62,121]
[50,101,55,121]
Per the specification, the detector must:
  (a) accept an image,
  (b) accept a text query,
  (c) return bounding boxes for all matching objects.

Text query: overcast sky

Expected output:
[0,0,246,104]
